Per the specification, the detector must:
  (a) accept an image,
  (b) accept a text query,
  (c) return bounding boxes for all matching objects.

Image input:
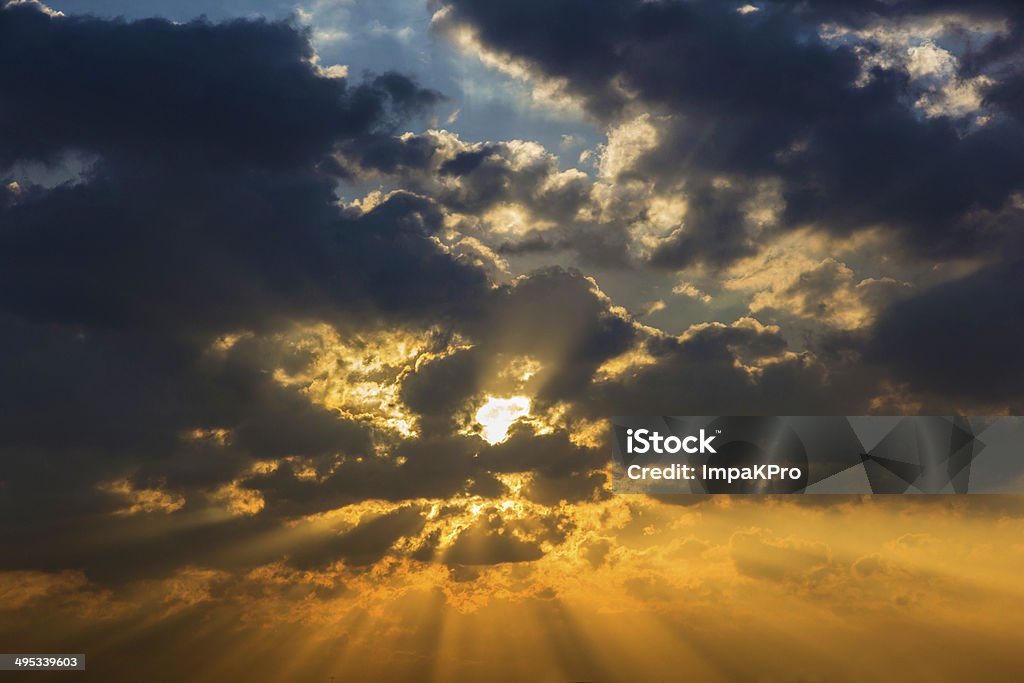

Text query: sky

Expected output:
[1,0,1024,680]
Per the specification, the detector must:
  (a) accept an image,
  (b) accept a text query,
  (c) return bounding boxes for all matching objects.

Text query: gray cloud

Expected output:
[1,0,1022,594]
[438,0,1024,269]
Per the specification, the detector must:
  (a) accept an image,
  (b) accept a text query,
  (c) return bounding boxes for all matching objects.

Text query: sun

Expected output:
[474,395,531,444]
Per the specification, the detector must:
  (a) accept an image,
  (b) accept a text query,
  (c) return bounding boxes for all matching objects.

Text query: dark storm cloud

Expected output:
[337,130,634,267]
[647,180,758,269]
[400,266,637,426]
[986,72,1024,121]
[441,506,569,566]
[0,2,496,577]
[765,0,1024,24]
[438,0,1024,267]
[581,320,884,419]
[1,177,485,334]
[417,266,634,403]
[975,15,1024,123]
[0,325,384,582]
[243,434,482,518]
[0,4,480,337]
[401,345,484,420]
[287,505,428,569]
[869,261,1024,402]
[481,428,609,505]
[475,268,637,402]
[0,2,443,169]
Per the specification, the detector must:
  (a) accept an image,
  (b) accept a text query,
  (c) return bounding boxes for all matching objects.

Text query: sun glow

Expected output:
[474,395,531,444]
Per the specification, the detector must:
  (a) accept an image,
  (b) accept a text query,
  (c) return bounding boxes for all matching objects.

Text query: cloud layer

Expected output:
[2,1,1024,679]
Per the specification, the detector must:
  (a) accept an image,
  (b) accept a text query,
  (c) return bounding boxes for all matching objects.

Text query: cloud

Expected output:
[672,281,712,304]
[1,1,1023,648]
[0,4,443,170]
[438,0,1024,270]
[0,569,90,611]
[1,3,1024,681]
[723,232,912,329]
[730,528,833,584]
[427,0,1024,414]
[287,504,428,569]
[869,260,1024,402]
[338,128,634,267]
[443,519,545,566]
[0,3,492,581]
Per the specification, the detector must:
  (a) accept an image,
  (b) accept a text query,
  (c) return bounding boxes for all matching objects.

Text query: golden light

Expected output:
[474,395,531,444]
[269,323,472,439]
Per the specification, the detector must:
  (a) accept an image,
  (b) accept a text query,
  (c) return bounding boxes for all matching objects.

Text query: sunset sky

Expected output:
[2,0,1024,680]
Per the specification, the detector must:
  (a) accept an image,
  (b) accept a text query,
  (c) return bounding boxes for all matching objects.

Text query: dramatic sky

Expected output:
[2,0,1024,680]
